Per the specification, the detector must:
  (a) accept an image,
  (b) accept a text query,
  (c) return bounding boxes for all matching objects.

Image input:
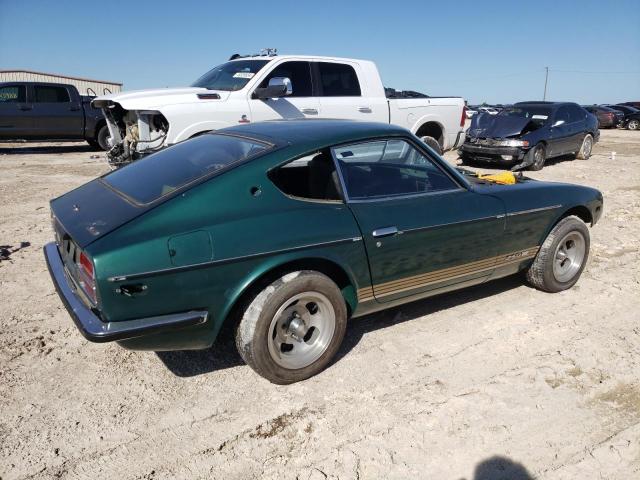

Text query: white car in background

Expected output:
[478,106,499,115]
[94,53,467,165]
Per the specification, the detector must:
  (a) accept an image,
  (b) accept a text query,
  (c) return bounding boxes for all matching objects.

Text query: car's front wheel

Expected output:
[526,216,590,292]
[628,119,639,130]
[528,143,546,171]
[235,271,347,384]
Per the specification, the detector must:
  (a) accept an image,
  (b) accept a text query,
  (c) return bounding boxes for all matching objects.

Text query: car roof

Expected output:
[221,119,409,148]
[514,101,580,110]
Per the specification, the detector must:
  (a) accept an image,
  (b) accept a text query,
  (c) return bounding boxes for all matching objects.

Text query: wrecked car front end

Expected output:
[460,109,549,170]
[92,98,169,168]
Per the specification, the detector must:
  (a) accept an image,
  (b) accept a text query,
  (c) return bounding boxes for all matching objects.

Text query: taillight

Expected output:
[78,252,97,304]
[461,106,467,127]
[606,113,614,119]
[80,252,94,278]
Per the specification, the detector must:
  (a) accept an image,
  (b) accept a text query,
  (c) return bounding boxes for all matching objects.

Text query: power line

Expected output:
[550,69,640,74]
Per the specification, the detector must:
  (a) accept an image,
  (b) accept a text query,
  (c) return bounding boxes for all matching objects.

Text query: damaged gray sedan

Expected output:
[460,102,599,171]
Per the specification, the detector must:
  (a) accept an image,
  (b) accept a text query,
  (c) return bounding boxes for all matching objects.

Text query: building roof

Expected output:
[0,69,122,86]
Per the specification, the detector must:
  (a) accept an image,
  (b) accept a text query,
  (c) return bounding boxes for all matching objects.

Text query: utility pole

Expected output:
[543,67,549,100]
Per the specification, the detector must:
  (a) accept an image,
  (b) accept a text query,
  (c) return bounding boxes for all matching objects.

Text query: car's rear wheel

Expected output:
[235,271,347,384]
[528,143,546,171]
[628,119,639,130]
[576,134,593,160]
[421,136,443,155]
[526,216,590,292]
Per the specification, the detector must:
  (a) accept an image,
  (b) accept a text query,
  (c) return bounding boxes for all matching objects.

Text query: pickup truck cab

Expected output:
[0,82,110,149]
[93,54,466,165]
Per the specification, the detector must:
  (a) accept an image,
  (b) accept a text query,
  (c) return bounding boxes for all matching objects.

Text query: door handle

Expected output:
[18,105,32,111]
[301,108,318,115]
[358,106,372,113]
[372,226,399,238]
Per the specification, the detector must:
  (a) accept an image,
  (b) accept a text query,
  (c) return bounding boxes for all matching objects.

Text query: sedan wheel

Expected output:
[576,134,593,160]
[526,216,590,292]
[235,271,347,384]
[528,143,546,171]
[628,119,639,130]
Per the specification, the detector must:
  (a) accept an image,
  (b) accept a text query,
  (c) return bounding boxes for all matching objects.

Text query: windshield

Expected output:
[103,134,271,204]
[191,60,271,91]
[500,105,552,122]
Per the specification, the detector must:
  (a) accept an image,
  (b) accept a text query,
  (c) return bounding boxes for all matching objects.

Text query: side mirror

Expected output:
[552,119,565,127]
[252,77,292,100]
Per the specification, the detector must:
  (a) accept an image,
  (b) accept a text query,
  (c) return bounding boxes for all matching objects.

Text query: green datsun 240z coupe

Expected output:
[45,120,603,383]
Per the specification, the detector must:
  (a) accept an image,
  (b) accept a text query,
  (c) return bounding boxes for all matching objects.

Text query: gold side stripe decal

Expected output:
[357,247,539,302]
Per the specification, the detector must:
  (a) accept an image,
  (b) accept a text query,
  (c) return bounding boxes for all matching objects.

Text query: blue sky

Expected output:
[1,0,638,104]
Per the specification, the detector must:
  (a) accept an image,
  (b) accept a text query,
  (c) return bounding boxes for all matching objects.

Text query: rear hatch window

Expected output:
[102,134,271,204]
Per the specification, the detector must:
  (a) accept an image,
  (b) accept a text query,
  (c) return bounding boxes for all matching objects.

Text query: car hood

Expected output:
[92,87,231,110]
[51,179,150,248]
[467,113,534,138]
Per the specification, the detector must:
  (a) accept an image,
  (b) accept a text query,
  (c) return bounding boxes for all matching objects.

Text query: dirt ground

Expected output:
[1,129,639,480]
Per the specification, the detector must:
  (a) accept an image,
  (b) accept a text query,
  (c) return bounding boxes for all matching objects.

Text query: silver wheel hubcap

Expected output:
[552,231,586,282]
[629,120,639,130]
[268,291,335,369]
[582,136,592,157]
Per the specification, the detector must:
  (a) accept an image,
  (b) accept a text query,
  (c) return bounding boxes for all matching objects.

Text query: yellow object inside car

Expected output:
[478,171,517,185]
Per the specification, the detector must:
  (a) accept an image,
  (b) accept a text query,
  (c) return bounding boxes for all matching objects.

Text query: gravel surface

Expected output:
[1,129,639,479]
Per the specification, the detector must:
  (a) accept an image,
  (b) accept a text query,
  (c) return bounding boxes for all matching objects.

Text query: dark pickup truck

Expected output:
[0,82,110,150]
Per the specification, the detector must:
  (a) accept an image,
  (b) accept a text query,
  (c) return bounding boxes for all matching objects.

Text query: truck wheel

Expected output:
[576,134,593,160]
[421,136,443,155]
[527,143,546,171]
[627,119,639,130]
[526,216,590,293]
[96,125,111,151]
[235,271,347,384]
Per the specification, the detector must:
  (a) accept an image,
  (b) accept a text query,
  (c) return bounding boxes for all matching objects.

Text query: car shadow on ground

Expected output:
[469,455,534,480]
[0,144,98,155]
[157,274,525,378]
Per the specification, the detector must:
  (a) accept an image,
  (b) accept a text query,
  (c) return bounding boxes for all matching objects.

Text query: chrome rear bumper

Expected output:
[43,242,208,343]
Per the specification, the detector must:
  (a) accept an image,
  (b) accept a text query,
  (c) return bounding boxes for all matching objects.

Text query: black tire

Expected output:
[628,119,639,130]
[527,143,546,171]
[95,125,111,151]
[235,271,348,384]
[576,134,593,160]
[421,136,443,155]
[526,216,590,293]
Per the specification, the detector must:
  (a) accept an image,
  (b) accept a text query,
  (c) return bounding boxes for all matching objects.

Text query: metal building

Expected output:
[0,70,122,96]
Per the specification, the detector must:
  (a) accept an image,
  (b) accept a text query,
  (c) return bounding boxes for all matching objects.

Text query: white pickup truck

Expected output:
[93,54,466,165]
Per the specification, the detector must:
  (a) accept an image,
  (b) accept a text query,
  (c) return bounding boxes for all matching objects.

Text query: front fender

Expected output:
[171,120,235,144]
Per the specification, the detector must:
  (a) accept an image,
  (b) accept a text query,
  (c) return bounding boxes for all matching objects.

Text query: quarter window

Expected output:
[318,62,361,96]
[0,85,26,103]
[333,139,458,200]
[34,86,70,103]
[259,61,313,97]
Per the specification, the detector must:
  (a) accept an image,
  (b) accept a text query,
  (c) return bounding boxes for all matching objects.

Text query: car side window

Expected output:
[317,62,361,97]
[567,105,585,123]
[0,85,26,103]
[268,149,342,202]
[259,61,312,97]
[555,106,570,124]
[33,86,71,103]
[332,139,458,200]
